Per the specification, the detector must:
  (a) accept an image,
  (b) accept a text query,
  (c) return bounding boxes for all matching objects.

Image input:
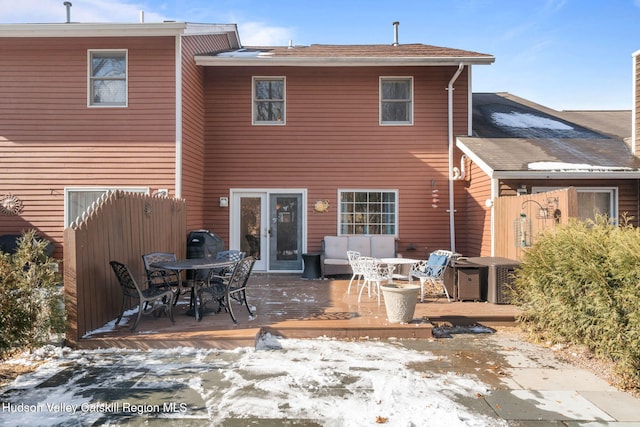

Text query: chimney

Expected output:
[392,21,400,46]
[63,1,72,23]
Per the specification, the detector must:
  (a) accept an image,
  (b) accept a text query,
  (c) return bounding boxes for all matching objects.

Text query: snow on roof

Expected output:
[528,161,633,171]
[492,112,573,130]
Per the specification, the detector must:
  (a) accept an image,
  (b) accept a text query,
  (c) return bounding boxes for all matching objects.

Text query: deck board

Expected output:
[75,274,521,350]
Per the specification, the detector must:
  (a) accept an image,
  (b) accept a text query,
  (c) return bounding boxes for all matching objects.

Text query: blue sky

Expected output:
[2,0,639,110]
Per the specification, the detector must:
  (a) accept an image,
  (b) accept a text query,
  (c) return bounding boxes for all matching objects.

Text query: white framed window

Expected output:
[88,50,128,107]
[380,77,413,125]
[64,187,148,227]
[253,77,285,125]
[533,186,618,224]
[338,190,398,235]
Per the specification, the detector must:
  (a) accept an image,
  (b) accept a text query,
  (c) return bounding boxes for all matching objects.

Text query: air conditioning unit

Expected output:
[467,257,520,304]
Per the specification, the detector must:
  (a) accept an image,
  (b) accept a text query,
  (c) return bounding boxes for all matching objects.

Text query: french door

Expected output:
[231,191,305,271]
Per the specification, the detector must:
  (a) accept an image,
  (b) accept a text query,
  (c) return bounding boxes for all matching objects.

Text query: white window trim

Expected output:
[533,186,618,221]
[379,76,413,126]
[64,186,149,227]
[337,189,399,237]
[252,76,286,125]
[87,49,128,108]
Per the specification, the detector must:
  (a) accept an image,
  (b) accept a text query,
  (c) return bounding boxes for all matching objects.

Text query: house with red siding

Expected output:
[0,20,497,272]
[0,21,241,256]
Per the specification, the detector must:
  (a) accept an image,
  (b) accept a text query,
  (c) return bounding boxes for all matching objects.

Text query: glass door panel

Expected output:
[269,194,302,270]
[235,194,267,271]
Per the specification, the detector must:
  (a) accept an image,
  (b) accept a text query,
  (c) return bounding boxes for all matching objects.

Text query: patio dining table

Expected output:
[150,258,236,321]
[378,257,419,284]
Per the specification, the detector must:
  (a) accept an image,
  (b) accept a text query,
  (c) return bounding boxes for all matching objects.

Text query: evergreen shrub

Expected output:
[0,230,65,358]
[511,216,640,390]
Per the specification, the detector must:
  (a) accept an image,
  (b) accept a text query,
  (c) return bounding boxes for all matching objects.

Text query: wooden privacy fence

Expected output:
[64,191,187,345]
[494,187,578,260]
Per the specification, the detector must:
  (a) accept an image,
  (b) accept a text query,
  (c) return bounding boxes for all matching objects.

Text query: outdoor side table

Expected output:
[301,253,321,279]
[452,260,487,302]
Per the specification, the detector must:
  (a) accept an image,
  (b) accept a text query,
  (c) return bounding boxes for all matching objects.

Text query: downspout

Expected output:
[447,63,465,253]
[175,34,183,198]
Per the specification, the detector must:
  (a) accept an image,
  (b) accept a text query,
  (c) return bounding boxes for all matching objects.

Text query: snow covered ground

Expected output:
[0,334,508,426]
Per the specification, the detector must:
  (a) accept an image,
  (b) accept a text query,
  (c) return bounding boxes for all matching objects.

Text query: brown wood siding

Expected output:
[202,65,470,256]
[180,34,233,232]
[459,160,492,256]
[500,179,639,226]
[0,37,177,257]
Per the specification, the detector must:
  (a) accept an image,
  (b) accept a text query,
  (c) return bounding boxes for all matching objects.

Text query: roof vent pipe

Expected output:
[139,10,145,23]
[392,21,400,46]
[63,1,72,23]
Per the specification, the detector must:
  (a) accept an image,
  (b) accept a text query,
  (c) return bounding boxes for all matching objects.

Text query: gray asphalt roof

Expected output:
[458,93,640,174]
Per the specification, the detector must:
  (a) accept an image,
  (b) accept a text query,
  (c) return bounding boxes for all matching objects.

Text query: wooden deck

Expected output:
[75,274,522,350]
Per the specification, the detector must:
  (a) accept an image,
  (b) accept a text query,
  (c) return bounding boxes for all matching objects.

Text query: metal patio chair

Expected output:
[358,257,393,306]
[346,250,365,295]
[197,256,256,323]
[141,252,182,305]
[208,250,247,284]
[410,250,453,302]
[109,260,175,331]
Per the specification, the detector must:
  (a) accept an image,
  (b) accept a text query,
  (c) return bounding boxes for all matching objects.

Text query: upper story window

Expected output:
[380,77,413,125]
[88,50,127,107]
[253,77,285,125]
[339,190,398,235]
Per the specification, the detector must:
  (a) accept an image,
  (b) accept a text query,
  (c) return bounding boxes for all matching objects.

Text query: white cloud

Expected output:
[238,21,294,46]
[0,0,167,23]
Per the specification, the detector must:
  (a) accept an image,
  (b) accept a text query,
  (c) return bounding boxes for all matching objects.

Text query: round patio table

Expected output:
[151,258,236,321]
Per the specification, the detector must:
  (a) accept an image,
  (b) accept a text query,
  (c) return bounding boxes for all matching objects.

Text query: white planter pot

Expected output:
[381,283,420,323]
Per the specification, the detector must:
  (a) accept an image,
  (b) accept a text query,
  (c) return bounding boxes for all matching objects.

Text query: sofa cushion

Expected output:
[323,259,350,266]
[324,236,348,260]
[370,235,395,258]
[347,236,371,257]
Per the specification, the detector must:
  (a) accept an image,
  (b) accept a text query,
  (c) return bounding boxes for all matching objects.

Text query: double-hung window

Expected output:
[88,50,127,107]
[339,190,398,235]
[253,77,285,124]
[380,77,413,125]
[533,186,618,224]
[64,187,148,227]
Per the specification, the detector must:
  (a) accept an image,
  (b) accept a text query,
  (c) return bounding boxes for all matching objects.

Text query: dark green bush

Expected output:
[512,216,640,390]
[0,230,65,358]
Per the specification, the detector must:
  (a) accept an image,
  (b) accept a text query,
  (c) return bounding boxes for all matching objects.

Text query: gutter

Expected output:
[447,63,465,253]
[175,35,183,198]
[633,52,638,154]
[194,56,494,67]
[0,22,188,37]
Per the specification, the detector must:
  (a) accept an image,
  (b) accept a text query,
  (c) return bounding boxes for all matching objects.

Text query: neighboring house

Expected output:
[0,20,496,271]
[457,92,639,257]
[0,21,240,257]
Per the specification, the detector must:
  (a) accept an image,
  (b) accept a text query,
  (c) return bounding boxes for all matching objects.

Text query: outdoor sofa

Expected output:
[320,235,396,277]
